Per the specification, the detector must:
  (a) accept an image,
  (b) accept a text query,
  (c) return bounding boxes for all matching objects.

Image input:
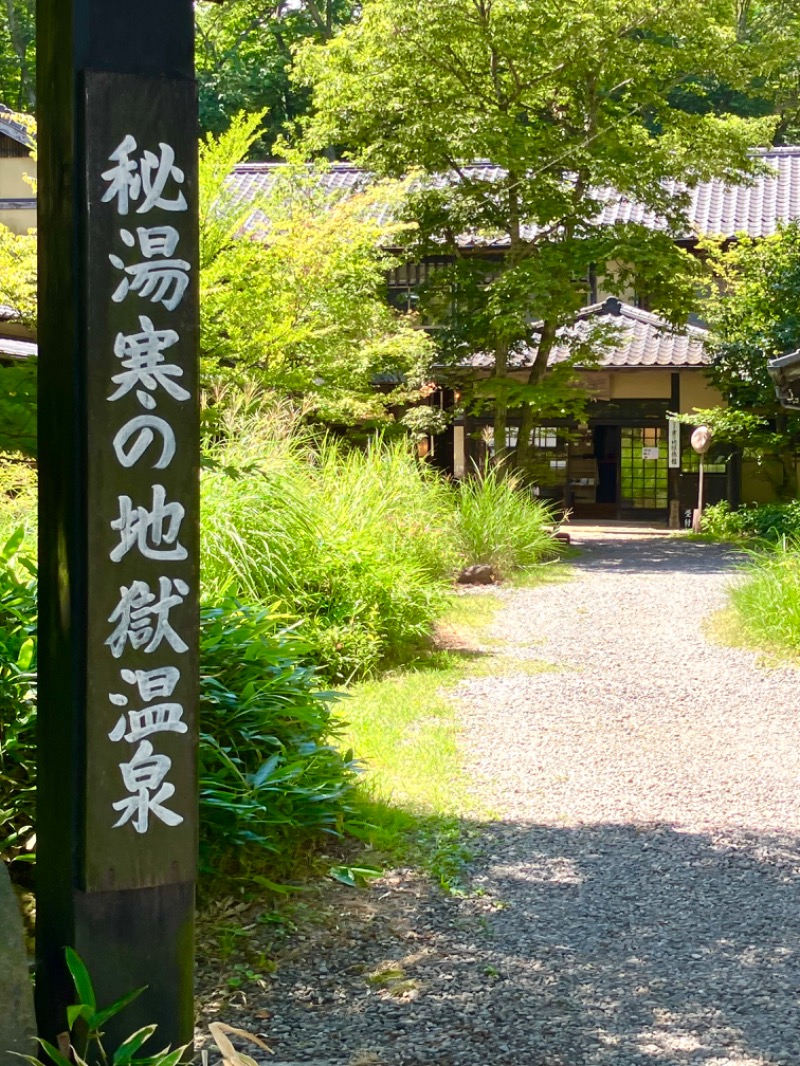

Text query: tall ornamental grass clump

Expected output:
[729,541,800,653]
[201,409,460,680]
[454,462,558,578]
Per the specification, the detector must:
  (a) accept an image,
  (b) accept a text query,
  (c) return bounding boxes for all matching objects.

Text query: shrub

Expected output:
[0,529,37,863]
[454,462,558,578]
[0,576,359,873]
[199,601,359,868]
[701,500,800,542]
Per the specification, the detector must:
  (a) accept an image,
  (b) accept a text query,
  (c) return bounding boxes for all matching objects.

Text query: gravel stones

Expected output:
[198,533,800,1066]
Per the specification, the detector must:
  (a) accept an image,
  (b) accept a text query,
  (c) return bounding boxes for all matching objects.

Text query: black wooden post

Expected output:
[36,1,199,1049]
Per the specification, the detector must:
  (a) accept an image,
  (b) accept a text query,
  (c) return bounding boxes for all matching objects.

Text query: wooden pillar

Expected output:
[36,1,199,1048]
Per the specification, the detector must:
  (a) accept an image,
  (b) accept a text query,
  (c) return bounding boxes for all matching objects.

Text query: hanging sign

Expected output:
[668,419,681,468]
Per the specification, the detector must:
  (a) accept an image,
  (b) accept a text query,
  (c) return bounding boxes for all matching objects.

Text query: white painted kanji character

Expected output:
[101,136,187,216]
[109,315,188,408]
[108,703,187,744]
[101,135,141,216]
[112,740,184,833]
[106,576,189,659]
[139,143,188,213]
[110,484,187,563]
[121,666,181,702]
[109,227,190,311]
[112,414,176,469]
[107,666,186,741]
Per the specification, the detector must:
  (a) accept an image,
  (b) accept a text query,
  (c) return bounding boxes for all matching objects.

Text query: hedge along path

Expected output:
[200,533,800,1066]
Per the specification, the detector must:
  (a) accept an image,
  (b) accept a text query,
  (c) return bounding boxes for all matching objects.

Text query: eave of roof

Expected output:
[464,298,709,372]
[228,147,800,243]
[0,106,34,150]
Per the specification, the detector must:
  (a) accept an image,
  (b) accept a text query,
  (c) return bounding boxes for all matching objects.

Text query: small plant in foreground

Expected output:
[17,948,187,1066]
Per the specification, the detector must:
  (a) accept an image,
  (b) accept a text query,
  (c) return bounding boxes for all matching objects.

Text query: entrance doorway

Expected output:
[567,424,669,522]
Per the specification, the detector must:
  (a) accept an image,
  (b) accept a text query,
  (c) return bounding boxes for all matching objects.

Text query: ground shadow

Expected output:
[227,817,800,1065]
[571,536,741,576]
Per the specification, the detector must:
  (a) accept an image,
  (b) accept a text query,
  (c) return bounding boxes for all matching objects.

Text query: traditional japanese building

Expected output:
[228,148,800,523]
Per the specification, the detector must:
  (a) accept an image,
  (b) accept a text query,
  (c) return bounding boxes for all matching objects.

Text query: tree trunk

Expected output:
[514,320,557,473]
[492,342,509,472]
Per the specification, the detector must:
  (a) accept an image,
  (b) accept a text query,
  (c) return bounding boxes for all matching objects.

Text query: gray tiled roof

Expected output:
[0,106,34,150]
[467,299,710,371]
[229,148,800,243]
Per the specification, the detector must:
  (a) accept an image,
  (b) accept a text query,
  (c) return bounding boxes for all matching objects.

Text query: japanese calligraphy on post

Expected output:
[84,75,199,891]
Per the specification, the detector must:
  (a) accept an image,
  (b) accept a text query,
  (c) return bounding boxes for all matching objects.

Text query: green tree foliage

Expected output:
[0,218,36,457]
[699,225,800,496]
[296,0,776,471]
[195,0,356,156]
[670,1,800,144]
[199,113,435,429]
[0,0,33,110]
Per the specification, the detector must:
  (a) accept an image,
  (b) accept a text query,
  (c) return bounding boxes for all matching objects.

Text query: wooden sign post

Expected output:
[36,1,199,1047]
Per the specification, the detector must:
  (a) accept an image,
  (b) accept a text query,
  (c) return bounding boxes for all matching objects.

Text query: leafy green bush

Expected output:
[0,529,37,863]
[199,600,358,867]
[701,500,800,542]
[0,575,359,872]
[729,541,800,653]
[455,462,559,578]
[201,408,459,680]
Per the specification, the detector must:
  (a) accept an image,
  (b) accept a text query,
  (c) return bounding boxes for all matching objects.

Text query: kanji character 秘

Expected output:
[101,135,187,216]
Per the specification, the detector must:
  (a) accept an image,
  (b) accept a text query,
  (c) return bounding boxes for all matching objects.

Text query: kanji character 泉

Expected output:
[112,413,176,469]
[109,226,190,311]
[110,484,187,563]
[109,315,188,408]
[101,135,188,216]
[106,576,189,659]
[112,740,184,833]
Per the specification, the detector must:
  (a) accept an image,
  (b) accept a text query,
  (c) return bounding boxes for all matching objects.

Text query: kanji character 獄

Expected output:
[106,576,189,659]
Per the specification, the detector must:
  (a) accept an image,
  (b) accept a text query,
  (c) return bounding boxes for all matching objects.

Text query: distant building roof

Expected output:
[228,147,800,243]
[466,298,709,372]
[0,106,34,150]
[0,334,35,361]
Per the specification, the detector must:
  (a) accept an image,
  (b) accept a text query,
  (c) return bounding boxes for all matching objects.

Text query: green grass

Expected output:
[727,541,800,659]
[338,589,553,890]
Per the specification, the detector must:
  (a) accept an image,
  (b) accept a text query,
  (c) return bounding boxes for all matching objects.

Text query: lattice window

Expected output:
[620,427,668,509]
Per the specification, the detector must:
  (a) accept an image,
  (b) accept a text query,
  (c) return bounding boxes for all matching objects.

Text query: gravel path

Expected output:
[200,533,800,1066]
